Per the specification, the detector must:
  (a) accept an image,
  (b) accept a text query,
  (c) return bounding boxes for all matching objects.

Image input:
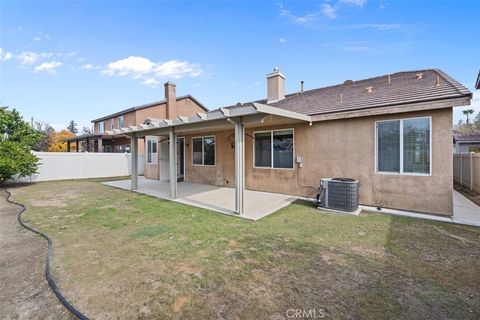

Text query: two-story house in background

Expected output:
[66,82,208,155]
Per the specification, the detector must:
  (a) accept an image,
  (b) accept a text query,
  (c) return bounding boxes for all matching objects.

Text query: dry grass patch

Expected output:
[9,180,480,320]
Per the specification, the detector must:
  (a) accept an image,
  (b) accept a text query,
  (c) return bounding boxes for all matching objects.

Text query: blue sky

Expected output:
[0,0,479,130]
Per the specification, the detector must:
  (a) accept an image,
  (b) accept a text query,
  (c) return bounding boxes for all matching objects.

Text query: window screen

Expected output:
[273,130,293,168]
[403,118,430,174]
[203,136,215,165]
[192,138,203,165]
[377,121,400,173]
[254,129,294,169]
[254,132,272,167]
[376,118,430,174]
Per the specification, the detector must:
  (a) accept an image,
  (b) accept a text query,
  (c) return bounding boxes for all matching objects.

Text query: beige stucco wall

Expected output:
[183,108,453,216]
[184,131,236,186]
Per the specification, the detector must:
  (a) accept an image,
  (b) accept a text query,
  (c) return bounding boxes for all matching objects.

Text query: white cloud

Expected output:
[3,52,13,60]
[103,56,155,76]
[155,60,202,78]
[321,4,337,19]
[279,3,316,24]
[143,78,159,87]
[80,63,95,70]
[18,51,39,65]
[34,61,63,73]
[279,38,287,43]
[339,0,367,7]
[351,23,403,31]
[103,56,203,86]
[33,32,50,42]
[0,48,14,61]
[80,63,104,71]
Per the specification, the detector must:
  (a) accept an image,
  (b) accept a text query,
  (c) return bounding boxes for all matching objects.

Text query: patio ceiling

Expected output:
[105,102,312,137]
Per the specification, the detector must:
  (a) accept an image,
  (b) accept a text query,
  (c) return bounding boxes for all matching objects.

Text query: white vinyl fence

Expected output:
[15,152,144,182]
[453,153,480,193]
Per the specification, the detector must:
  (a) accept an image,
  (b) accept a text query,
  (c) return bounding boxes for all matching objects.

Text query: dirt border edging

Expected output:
[4,189,89,320]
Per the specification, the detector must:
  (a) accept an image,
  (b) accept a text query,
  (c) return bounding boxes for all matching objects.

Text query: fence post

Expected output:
[460,153,463,186]
[470,152,474,191]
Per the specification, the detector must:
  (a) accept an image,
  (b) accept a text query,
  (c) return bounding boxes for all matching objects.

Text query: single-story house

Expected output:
[454,131,480,153]
[107,68,472,217]
[65,82,208,153]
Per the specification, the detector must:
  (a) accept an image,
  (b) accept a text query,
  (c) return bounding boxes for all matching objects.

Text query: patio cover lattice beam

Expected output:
[106,103,312,138]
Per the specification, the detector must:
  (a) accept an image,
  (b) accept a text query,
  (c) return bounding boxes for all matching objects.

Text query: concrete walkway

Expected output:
[104,178,297,220]
[362,190,480,227]
[452,190,480,227]
[0,190,75,320]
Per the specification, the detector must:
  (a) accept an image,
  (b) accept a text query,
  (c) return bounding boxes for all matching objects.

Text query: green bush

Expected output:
[0,108,42,181]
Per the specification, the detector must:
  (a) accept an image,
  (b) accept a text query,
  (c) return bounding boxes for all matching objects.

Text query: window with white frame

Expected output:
[99,121,105,133]
[147,139,157,164]
[254,129,294,169]
[118,116,124,128]
[376,117,431,175]
[192,136,215,165]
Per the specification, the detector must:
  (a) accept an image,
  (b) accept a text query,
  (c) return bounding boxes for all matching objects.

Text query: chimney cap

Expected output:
[164,81,176,86]
[266,67,285,79]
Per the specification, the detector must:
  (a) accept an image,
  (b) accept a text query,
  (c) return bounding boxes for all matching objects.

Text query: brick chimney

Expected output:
[266,67,285,103]
[164,81,177,119]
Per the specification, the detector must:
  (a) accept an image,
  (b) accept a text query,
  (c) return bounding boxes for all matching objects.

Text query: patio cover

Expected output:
[105,103,312,215]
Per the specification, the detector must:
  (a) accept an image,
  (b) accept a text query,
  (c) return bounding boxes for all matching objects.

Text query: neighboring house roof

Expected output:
[476,70,480,90]
[220,69,471,117]
[453,131,480,143]
[91,95,208,123]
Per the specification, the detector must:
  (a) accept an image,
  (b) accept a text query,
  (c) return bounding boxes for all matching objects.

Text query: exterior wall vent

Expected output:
[366,86,373,93]
[416,73,424,79]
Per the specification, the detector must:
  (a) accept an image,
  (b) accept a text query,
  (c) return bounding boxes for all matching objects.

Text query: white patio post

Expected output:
[169,128,177,199]
[130,135,138,190]
[234,120,245,215]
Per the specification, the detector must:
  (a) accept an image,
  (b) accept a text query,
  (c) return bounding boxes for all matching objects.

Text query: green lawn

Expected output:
[10,180,480,319]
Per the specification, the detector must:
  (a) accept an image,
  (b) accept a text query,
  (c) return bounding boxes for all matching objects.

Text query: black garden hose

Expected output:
[4,189,89,320]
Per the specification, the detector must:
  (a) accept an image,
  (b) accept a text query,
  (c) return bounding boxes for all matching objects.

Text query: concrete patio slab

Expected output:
[103,177,297,220]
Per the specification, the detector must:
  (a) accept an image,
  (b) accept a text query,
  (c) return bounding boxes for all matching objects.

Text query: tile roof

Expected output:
[454,131,480,142]
[220,69,471,117]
